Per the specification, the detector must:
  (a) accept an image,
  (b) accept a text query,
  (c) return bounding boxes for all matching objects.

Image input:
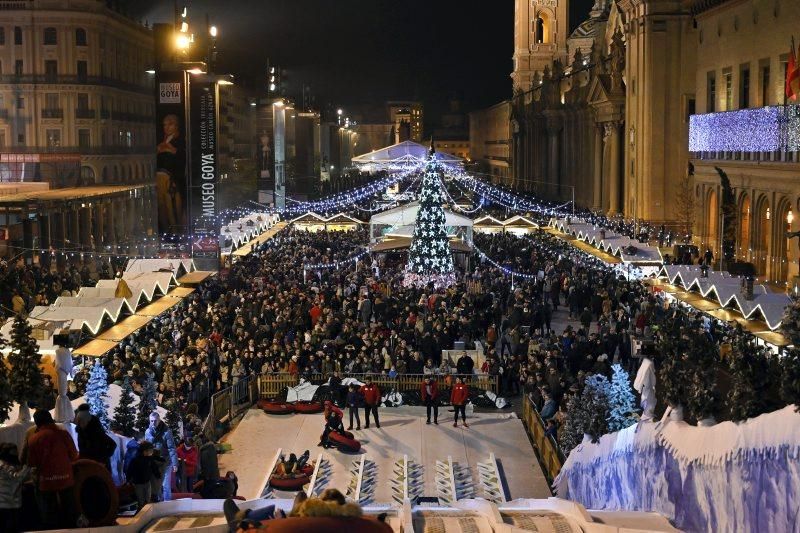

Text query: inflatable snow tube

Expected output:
[258,400,296,415]
[329,431,361,453]
[73,459,119,527]
[294,400,324,414]
[269,474,311,490]
[257,517,393,532]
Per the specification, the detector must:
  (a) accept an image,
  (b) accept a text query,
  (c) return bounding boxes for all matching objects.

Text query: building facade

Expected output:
[387,101,423,143]
[690,0,800,283]
[0,0,155,186]
[469,101,512,183]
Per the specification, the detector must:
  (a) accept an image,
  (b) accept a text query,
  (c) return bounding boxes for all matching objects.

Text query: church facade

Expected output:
[501,0,800,283]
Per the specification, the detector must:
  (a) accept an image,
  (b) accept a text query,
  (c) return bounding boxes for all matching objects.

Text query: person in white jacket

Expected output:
[0,443,32,532]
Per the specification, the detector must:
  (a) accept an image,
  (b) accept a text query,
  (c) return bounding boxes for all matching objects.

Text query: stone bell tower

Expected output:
[512,0,570,93]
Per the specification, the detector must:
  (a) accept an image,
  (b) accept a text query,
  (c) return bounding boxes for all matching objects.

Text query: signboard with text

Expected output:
[189,79,220,269]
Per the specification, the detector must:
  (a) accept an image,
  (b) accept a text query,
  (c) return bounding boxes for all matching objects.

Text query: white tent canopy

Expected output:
[352,140,464,168]
[369,201,473,243]
[125,258,195,278]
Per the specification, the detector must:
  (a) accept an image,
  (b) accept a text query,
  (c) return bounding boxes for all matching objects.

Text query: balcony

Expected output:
[75,108,96,119]
[0,74,152,95]
[41,108,64,119]
[689,104,800,162]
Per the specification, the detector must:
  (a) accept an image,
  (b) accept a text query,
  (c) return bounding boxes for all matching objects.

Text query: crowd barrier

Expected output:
[521,394,564,483]
[257,372,499,399]
[202,374,259,440]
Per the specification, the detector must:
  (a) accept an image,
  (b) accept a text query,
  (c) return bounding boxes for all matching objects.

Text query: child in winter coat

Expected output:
[177,439,199,493]
[126,441,164,511]
[0,443,31,533]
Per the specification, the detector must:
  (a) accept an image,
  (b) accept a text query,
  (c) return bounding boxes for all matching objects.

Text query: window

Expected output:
[0,27,5,45]
[45,93,59,110]
[707,71,716,112]
[46,129,61,148]
[13,26,21,45]
[78,129,90,149]
[0,132,5,148]
[17,133,24,144]
[723,69,733,110]
[14,60,22,76]
[43,27,57,45]
[44,60,57,81]
[77,60,87,81]
[761,63,771,106]
[739,65,750,109]
[75,28,87,46]
[77,93,89,110]
[16,96,23,109]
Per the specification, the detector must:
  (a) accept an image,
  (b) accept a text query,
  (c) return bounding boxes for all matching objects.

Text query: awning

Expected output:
[167,286,196,298]
[135,296,183,317]
[96,314,153,341]
[177,271,213,286]
[73,339,120,357]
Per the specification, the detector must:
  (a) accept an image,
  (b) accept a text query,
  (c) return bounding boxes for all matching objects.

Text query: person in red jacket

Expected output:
[177,438,199,493]
[420,377,439,425]
[450,377,469,428]
[360,378,381,429]
[27,409,79,529]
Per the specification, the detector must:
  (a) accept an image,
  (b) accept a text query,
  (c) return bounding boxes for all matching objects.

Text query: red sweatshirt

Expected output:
[360,384,381,406]
[450,383,469,406]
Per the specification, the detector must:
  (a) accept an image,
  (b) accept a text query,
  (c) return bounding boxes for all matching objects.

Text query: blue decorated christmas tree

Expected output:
[135,373,158,437]
[607,364,637,432]
[403,142,456,288]
[86,362,111,429]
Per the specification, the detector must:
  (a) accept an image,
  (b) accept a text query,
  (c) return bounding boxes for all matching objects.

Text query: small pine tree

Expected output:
[685,332,720,421]
[7,314,44,412]
[583,374,611,443]
[781,347,800,413]
[727,338,772,421]
[559,393,586,455]
[607,363,637,432]
[135,373,157,436]
[113,377,136,437]
[86,362,111,429]
[0,333,12,423]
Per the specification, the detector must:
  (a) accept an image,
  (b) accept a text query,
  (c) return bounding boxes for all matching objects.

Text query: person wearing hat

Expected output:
[360,378,381,429]
[26,409,79,529]
[420,376,440,425]
[125,440,164,511]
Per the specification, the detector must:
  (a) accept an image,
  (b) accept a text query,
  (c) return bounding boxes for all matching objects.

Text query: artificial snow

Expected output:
[555,405,800,532]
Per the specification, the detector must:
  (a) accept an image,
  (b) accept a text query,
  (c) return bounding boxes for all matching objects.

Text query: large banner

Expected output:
[189,79,220,268]
[155,71,189,240]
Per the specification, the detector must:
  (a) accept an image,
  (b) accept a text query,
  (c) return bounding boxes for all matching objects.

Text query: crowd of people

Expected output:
[0,194,787,529]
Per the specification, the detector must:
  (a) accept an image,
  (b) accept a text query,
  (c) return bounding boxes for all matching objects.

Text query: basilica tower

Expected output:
[512,0,570,92]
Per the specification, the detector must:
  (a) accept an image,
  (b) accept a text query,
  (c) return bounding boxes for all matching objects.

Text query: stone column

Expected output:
[593,124,603,211]
[606,121,622,215]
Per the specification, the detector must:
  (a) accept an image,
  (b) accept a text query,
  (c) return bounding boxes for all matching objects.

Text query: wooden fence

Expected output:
[258,372,498,399]
[521,394,564,483]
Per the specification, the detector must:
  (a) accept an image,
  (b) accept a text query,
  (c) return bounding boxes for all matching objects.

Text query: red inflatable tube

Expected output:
[294,400,324,414]
[269,474,311,490]
[73,459,119,527]
[258,400,296,415]
[329,431,361,453]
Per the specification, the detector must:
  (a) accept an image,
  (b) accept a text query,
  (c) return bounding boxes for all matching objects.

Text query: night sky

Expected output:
[127,0,594,127]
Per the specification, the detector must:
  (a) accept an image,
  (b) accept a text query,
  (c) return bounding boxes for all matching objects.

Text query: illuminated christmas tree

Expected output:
[403,142,456,288]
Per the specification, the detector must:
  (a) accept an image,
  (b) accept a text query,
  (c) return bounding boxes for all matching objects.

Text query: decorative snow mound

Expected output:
[555,405,800,532]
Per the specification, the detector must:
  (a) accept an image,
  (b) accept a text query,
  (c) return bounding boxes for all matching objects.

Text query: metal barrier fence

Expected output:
[258,372,498,399]
[202,374,259,441]
[521,394,564,483]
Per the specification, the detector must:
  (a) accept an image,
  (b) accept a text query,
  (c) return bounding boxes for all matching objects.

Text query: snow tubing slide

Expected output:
[329,431,361,453]
[294,400,324,414]
[258,399,295,415]
[73,459,119,527]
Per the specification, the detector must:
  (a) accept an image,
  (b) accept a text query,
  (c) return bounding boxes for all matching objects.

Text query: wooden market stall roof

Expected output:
[95,314,153,342]
[547,227,622,264]
[231,221,288,257]
[0,184,146,207]
[176,272,212,286]
[73,339,120,357]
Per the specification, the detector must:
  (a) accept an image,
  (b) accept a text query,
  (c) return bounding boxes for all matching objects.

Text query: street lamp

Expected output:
[176,33,191,50]
[209,25,218,38]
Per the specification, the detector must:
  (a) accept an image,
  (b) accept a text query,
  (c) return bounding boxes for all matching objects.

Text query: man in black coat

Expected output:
[456,352,474,377]
[74,403,116,470]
